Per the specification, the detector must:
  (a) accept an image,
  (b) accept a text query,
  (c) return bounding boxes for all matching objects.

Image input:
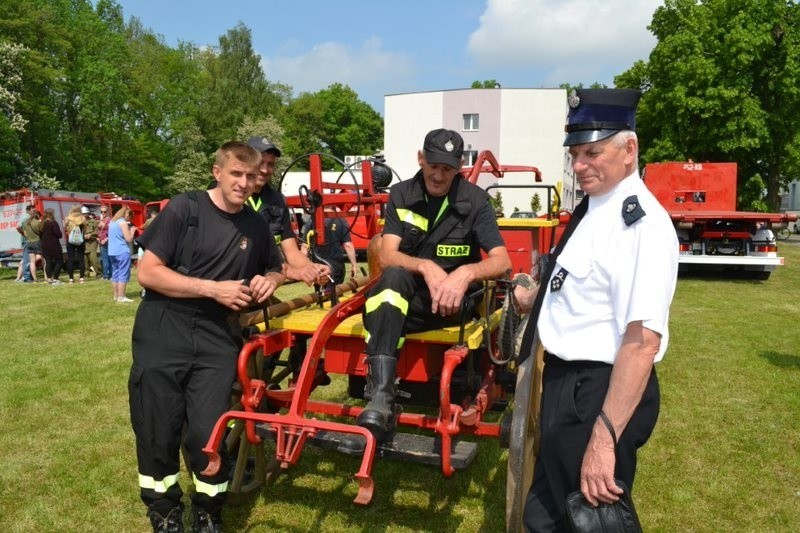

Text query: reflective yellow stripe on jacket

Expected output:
[395,209,428,232]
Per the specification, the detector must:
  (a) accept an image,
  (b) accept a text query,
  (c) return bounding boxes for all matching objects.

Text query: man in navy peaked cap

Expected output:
[563,88,641,146]
[521,89,679,531]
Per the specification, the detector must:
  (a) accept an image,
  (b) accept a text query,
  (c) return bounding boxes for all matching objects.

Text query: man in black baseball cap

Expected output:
[339,128,511,454]
[245,134,333,391]
[246,136,282,157]
[422,128,464,170]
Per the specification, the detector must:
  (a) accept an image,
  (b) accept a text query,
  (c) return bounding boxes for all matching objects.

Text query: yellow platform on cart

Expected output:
[268,297,501,351]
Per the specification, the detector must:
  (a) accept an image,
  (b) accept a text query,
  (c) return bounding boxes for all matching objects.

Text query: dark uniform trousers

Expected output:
[129,298,240,516]
[523,352,660,532]
[363,266,473,356]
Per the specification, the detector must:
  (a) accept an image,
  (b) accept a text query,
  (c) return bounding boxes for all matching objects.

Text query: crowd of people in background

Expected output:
[12,202,153,302]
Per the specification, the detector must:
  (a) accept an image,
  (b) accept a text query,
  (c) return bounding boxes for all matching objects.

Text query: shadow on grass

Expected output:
[678,269,772,282]
[759,350,800,369]
[224,435,507,532]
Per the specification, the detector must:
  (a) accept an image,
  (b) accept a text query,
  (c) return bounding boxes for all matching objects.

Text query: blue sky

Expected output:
[114,0,663,114]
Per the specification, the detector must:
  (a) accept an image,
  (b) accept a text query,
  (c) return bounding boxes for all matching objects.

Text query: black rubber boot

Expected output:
[147,503,184,533]
[339,354,398,454]
[191,503,222,533]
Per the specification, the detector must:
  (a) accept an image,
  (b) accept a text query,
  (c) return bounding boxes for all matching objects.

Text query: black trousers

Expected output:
[523,353,660,532]
[362,266,469,356]
[129,298,240,516]
[66,242,85,279]
[44,255,63,280]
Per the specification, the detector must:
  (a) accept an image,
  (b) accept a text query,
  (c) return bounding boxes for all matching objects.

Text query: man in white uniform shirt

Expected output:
[522,88,679,531]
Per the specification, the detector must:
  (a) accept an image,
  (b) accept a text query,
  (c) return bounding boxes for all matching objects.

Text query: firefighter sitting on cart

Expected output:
[342,128,512,453]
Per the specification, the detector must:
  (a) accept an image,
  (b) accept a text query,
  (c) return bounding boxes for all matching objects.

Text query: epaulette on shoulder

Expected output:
[622,195,646,226]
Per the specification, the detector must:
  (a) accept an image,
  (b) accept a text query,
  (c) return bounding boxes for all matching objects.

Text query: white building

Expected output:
[383,88,576,214]
[781,181,800,211]
[780,180,800,232]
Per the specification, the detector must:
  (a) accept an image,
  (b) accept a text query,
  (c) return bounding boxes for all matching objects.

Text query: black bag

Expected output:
[565,478,642,533]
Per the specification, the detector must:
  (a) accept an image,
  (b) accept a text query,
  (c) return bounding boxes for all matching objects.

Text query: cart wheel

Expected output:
[776,227,791,241]
[264,456,285,485]
[225,419,267,494]
[226,347,268,495]
[495,294,520,365]
[505,339,545,532]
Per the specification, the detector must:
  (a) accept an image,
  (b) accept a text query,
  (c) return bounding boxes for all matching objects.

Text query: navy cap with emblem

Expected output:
[563,88,642,147]
[423,128,464,169]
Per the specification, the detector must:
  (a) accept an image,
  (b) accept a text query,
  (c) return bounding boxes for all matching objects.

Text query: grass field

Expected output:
[0,242,799,532]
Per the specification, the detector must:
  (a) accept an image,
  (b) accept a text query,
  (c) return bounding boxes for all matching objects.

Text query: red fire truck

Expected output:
[643,162,796,280]
[0,188,145,265]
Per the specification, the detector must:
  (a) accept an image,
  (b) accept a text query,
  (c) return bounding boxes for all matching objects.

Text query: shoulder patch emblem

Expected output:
[550,268,568,292]
[622,195,646,226]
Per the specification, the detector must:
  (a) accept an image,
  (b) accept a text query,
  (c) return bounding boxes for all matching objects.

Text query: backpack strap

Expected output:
[177,191,199,275]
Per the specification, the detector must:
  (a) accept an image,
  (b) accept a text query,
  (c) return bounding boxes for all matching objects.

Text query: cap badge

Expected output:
[261,137,269,144]
[568,90,580,109]
[444,140,454,152]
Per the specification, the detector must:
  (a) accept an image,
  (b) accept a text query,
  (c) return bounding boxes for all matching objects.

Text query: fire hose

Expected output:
[237,274,370,329]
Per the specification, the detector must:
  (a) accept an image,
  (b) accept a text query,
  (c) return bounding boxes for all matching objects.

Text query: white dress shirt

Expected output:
[539,172,679,364]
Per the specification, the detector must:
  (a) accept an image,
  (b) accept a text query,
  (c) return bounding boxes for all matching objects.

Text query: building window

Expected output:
[464,150,478,166]
[463,113,479,131]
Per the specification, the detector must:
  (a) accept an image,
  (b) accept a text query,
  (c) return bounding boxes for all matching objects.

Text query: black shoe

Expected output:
[148,503,184,533]
[337,433,367,455]
[192,504,222,533]
[337,410,398,456]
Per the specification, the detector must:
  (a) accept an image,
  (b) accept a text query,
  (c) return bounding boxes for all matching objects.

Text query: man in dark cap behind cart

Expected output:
[340,128,512,453]
[520,88,679,531]
[245,136,330,285]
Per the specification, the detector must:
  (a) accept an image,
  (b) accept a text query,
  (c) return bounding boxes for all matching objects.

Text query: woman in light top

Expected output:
[108,206,135,302]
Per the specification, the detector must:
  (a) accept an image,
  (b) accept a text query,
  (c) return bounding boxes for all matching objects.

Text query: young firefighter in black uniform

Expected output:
[300,206,359,285]
[130,141,285,532]
[344,129,512,452]
[245,136,330,284]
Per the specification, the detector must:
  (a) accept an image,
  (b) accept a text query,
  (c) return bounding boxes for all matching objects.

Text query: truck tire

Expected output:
[751,271,771,281]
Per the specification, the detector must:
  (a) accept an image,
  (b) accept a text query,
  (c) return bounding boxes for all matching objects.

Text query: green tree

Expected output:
[615,0,800,211]
[530,193,542,215]
[471,79,500,88]
[0,0,154,196]
[0,0,72,189]
[163,121,211,196]
[0,41,27,187]
[197,23,285,149]
[489,191,504,215]
[124,18,208,198]
[282,83,383,168]
[558,82,608,92]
